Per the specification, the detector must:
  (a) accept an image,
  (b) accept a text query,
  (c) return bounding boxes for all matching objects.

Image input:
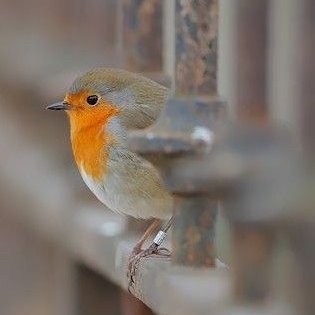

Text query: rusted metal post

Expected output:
[233,0,269,124]
[172,0,220,267]
[175,0,218,96]
[225,0,275,304]
[286,1,315,314]
[117,0,165,85]
[289,224,315,315]
[295,1,315,160]
[129,0,225,268]
[221,1,315,310]
[232,224,274,303]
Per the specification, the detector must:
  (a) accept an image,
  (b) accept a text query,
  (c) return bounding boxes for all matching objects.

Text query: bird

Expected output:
[46,67,173,289]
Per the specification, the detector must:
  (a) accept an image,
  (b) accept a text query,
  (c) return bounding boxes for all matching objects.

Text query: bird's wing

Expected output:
[119,79,170,130]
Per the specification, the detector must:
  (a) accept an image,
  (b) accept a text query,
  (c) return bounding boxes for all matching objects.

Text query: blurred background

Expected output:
[0,0,312,315]
[0,1,124,314]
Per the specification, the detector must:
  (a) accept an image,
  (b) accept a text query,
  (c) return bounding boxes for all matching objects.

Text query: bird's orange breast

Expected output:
[66,91,120,180]
[71,125,108,181]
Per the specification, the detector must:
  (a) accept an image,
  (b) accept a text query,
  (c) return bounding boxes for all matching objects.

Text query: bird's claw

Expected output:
[127,243,171,293]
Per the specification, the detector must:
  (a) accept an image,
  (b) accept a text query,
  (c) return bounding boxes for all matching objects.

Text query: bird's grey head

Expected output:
[68,67,169,129]
[69,68,135,97]
[69,68,168,108]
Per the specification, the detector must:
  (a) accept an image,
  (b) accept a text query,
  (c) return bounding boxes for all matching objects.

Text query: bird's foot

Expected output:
[127,243,171,293]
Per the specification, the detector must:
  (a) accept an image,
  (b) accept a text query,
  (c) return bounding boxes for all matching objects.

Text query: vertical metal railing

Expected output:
[171,0,221,267]
[117,0,169,87]
[175,0,218,96]
[286,1,315,314]
[233,0,269,124]
[221,2,315,313]
[118,0,163,73]
[227,0,275,304]
[129,0,225,268]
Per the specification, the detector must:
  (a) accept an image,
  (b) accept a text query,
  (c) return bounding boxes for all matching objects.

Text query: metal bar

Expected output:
[173,197,217,266]
[233,0,269,124]
[128,0,223,269]
[228,0,275,304]
[287,1,315,314]
[175,0,218,96]
[289,224,315,315]
[120,0,163,73]
[295,0,315,159]
[170,0,220,267]
[232,224,274,302]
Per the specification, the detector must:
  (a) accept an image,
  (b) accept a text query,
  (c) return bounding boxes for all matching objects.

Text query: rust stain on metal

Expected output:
[175,0,218,96]
[172,197,218,267]
[198,203,216,227]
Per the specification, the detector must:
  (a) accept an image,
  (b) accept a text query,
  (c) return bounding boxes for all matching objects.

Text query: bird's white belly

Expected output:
[79,167,171,219]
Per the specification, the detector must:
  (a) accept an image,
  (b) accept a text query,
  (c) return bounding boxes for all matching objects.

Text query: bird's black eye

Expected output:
[86,95,99,106]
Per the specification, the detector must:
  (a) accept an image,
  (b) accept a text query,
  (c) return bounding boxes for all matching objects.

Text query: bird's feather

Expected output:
[70,68,170,130]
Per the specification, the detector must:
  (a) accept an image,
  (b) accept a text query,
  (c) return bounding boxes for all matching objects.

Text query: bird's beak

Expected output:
[46,101,71,111]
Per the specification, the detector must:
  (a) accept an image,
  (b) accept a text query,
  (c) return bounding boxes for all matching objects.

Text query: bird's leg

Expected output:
[127,217,173,292]
[129,219,161,259]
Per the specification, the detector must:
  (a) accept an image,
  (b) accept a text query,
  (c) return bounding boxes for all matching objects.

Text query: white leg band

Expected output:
[153,230,167,246]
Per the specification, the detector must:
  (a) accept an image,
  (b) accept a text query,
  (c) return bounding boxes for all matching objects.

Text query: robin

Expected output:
[46,68,173,288]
